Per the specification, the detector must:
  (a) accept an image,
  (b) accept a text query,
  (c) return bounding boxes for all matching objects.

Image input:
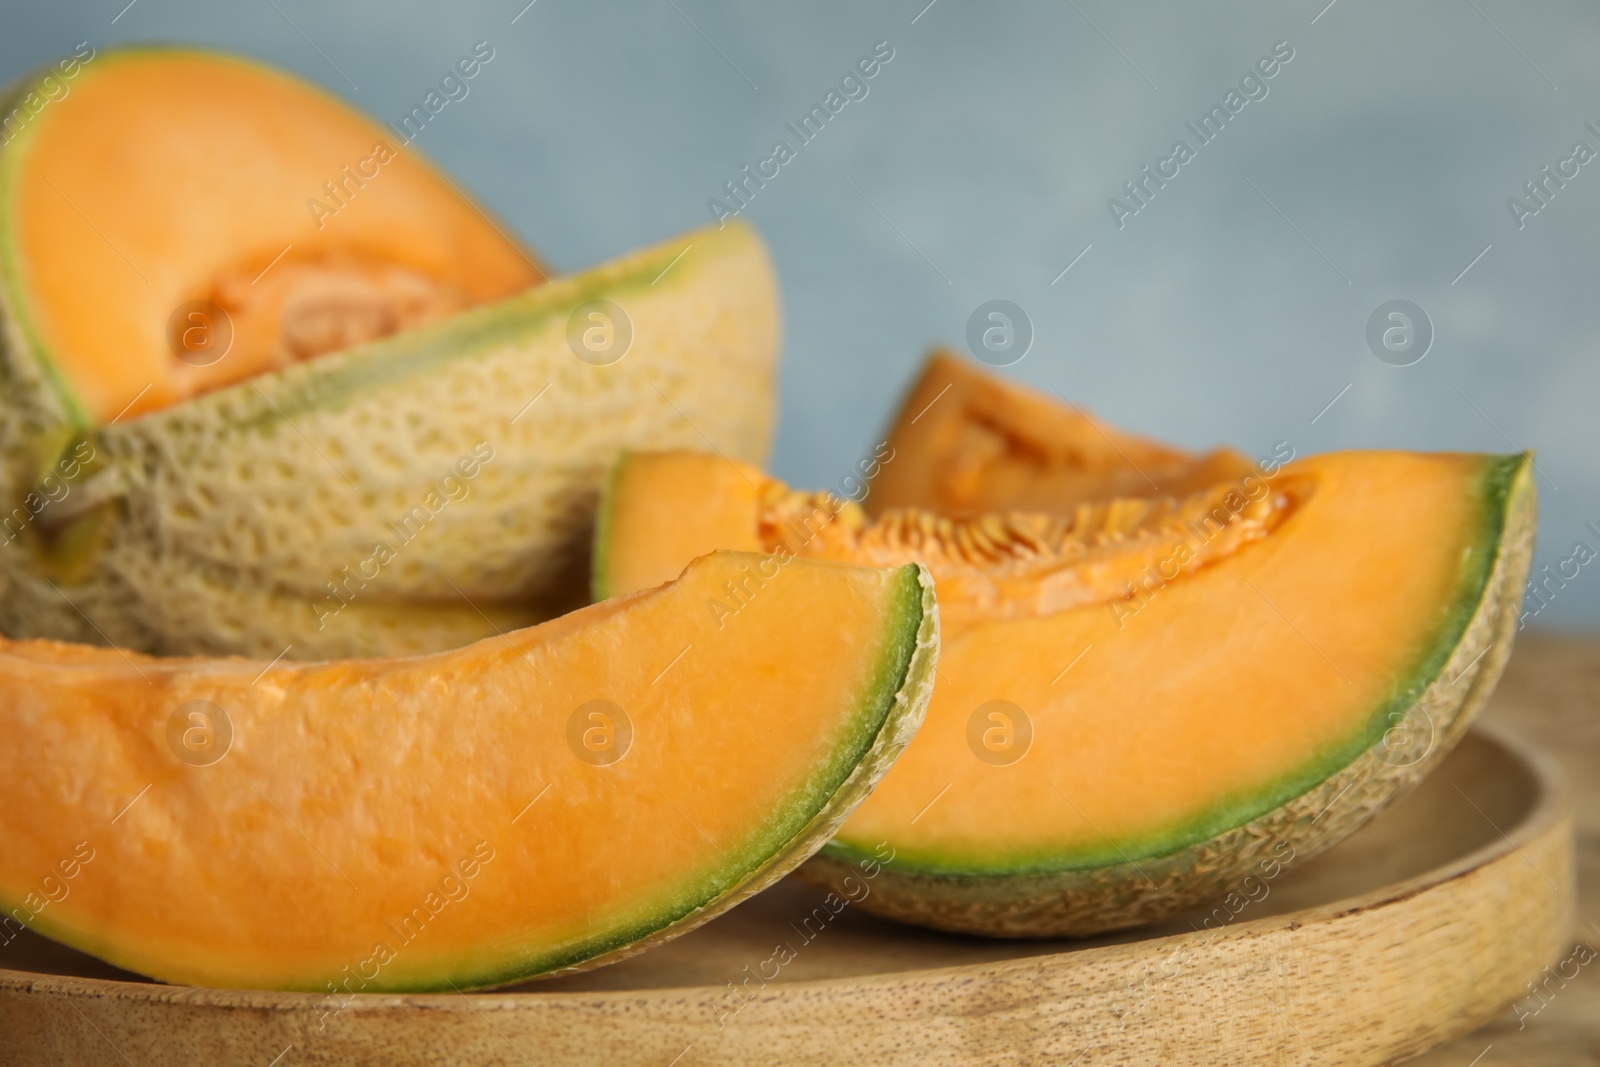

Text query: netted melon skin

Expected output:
[0,223,778,658]
[798,460,1536,937]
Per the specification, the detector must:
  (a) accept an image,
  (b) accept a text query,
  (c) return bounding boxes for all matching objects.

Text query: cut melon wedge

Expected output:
[870,350,1255,517]
[0,551,936,990]
[595,448,1535,935]
[0,47,543,425]
[0,50,778,659]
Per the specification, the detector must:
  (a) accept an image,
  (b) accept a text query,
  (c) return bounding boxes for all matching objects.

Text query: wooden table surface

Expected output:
[1411,633,1599,1067]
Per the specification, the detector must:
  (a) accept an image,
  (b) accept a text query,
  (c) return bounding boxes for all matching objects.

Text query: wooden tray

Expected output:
[0,726,1573,1066]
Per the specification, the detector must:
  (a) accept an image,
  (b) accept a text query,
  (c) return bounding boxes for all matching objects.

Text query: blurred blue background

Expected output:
[6,0,1597,625]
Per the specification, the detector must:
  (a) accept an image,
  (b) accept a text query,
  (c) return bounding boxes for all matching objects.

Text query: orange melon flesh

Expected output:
[0,551,934,990]
[596,448,1527,872]
[870,350,1255,518]
[0,49,543,423]
[595,450,767,598]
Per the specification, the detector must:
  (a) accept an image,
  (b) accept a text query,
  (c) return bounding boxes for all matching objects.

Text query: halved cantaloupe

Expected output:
[0,551,936,989]
[0,48,779,658]
[595,448,1534,935]
[869,350,1255,517]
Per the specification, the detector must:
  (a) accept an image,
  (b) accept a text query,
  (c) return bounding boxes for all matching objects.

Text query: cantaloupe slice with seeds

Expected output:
[0,48,778,658]
[595,448,1534,936]
[870,350,1255,518]
[0,551,936,989]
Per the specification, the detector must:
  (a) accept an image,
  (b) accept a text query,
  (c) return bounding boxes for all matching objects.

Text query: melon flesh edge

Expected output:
[0,552,937,989]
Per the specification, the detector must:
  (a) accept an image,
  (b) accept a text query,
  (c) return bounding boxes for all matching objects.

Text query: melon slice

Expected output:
[0,48,544,425]
[595,448,1535,935]
[0,48,779,658]
[0,551,936,990]
[870,350,1255,517]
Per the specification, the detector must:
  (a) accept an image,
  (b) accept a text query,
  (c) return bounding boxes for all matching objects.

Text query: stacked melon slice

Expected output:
[597,352,1536,935]
[0,48,777,658]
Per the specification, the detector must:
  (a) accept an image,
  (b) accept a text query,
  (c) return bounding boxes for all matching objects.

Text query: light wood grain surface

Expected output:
[1411,633,1600,1067]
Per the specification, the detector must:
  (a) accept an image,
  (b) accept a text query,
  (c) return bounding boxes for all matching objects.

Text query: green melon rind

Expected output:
[0,64,89,434]
[588,452,628,602]
[0,60,90,512]
[417,562,938,991]
[798,454,1534,936]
